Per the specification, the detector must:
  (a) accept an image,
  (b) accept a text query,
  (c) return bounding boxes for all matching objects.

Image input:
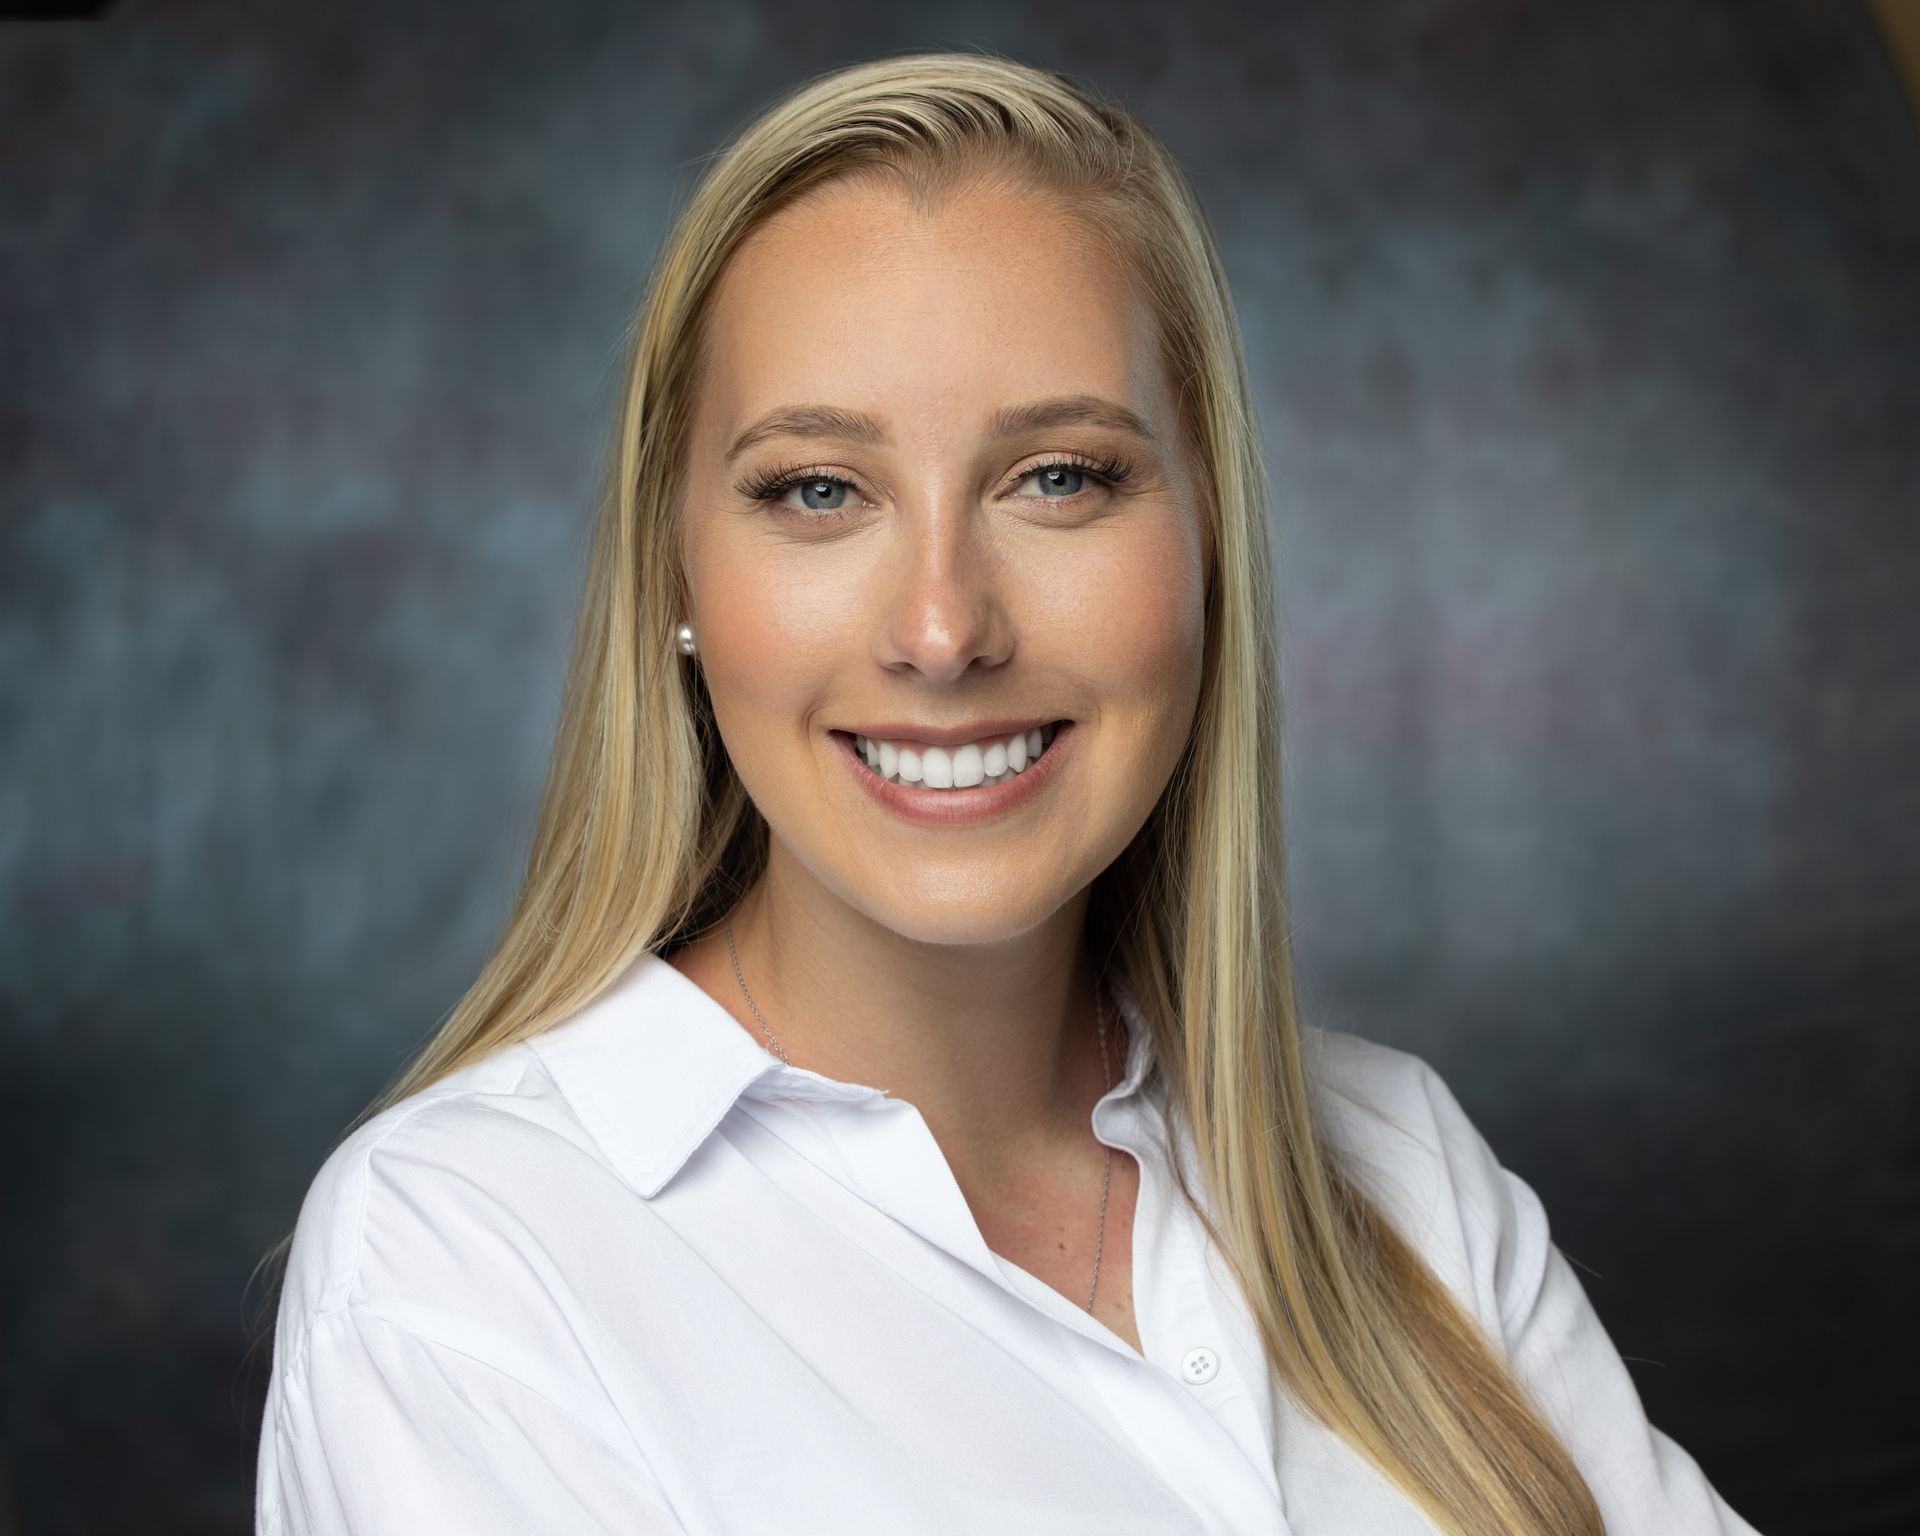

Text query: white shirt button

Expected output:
[1180,1346,1219,1385]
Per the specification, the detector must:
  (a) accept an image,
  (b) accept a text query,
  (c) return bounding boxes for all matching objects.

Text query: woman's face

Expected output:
[679,171,1209,947]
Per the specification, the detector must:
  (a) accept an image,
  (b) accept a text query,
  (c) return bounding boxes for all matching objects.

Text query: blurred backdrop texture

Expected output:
[2,0,1917,1532]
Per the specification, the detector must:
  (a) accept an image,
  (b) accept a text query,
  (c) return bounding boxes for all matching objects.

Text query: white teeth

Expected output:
[850,724,1059,791]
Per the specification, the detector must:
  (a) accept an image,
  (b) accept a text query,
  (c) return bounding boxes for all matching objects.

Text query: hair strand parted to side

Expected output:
[249,49,1604,1536]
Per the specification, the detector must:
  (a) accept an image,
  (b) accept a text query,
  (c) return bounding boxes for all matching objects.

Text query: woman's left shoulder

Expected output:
[1298,1021,1495,1154]
[1296,1026,1767,1534]
[1297,1023,1552,1345]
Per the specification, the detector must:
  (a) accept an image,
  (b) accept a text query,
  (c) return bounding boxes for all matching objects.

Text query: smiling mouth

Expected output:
[833,722,1063,791]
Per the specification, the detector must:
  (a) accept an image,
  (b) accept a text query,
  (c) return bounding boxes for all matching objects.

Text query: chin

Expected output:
[825,864,1077,949]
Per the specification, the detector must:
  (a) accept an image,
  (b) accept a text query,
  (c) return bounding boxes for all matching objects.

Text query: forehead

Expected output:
[696,174,1166,440]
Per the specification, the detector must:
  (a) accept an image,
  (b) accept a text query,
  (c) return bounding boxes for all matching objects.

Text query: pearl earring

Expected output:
[675,620,698,656]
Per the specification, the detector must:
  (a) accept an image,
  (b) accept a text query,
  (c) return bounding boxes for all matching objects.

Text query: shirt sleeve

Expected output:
[1418,1062,1767,1536]
[257,1303,687,1536]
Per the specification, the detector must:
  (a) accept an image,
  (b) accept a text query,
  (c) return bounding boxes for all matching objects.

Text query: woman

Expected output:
[251,51,1761,1536]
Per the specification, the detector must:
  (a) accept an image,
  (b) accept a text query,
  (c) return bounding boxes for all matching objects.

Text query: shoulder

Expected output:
[1297,1023,1553,1350]
[1298,1023,1487,1169]
[262,1036,677,1472]
[274,1041,617,1327]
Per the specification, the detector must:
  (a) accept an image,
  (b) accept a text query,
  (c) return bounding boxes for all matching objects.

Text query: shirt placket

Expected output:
[1063,1086,1292,1532]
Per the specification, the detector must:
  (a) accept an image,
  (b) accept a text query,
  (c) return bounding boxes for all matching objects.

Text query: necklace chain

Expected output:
[724,912,1116,1314]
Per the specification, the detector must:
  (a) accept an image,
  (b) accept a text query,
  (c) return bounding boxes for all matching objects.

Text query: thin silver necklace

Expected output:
[724,912,1116,1313]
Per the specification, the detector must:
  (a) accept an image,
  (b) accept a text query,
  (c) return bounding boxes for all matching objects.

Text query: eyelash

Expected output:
[736,452,1135,523]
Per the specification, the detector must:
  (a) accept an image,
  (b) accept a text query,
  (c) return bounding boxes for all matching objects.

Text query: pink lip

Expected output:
[831,722,1074,827]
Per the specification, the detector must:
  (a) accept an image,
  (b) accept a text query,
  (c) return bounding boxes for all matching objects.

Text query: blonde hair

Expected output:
[250,50,1604,1536]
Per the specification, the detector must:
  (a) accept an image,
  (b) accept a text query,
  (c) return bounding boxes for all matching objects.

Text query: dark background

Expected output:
[4,1,1916,1531]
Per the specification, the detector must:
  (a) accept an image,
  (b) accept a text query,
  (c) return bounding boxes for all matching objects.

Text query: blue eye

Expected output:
[790,477,849,513]
[1028,466,1085,497]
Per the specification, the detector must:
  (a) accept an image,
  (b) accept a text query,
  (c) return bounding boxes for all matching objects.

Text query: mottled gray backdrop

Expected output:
[3,0,1916,1531]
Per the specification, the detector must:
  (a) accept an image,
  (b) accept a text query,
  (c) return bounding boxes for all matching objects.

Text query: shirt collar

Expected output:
[527,948,1159,1199]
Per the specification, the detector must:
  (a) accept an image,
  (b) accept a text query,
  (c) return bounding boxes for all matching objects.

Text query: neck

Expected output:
[711,841,1108,1184]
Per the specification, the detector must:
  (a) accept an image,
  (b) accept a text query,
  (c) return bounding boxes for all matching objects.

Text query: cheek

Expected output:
[689,539,848,753]
[1069,519,1207,735]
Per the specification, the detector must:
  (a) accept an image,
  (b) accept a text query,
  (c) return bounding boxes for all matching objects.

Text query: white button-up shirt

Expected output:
[254,950,1761,1534]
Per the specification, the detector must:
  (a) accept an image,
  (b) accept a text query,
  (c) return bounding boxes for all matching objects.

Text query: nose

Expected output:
[872,489,1014,683]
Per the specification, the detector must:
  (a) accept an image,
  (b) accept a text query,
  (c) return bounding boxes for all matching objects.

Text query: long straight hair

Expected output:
[252,51,1604,1536]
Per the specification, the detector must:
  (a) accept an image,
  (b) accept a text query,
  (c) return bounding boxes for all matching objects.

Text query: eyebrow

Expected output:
[722,393,1156,464]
